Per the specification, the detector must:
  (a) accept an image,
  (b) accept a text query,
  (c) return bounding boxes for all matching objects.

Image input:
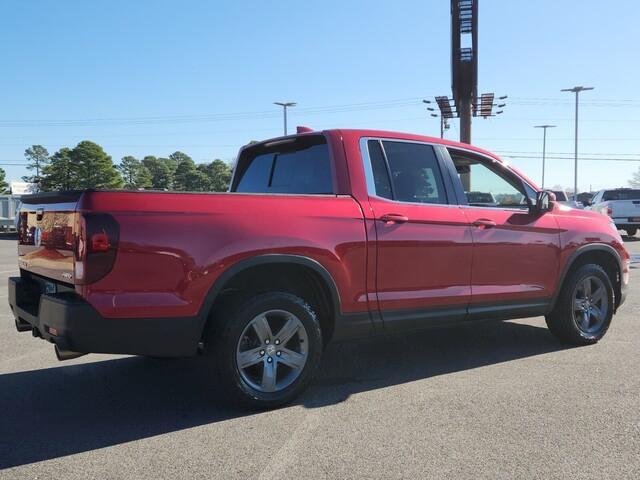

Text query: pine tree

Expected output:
[169,152,196,191]
[201,159,232,192]
[23,145,50,191]
[142,156,173,190]
[41,148,74,191]
[70,141,123,189]
[118,156,152,189]
[0,168,7,193]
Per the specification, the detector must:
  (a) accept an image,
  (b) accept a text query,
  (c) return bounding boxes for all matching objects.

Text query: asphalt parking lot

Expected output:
[0,236,639,479]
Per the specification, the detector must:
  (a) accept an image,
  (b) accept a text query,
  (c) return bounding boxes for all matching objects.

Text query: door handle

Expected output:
[472,218,496,228]
[380,213,409,224]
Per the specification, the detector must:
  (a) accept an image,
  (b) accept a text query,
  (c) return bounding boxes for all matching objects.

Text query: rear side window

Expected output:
[603,189,640,201]
[233,136,333,194]
[367,140,393,200]
[367,140,447,205]
[552,191,568,201]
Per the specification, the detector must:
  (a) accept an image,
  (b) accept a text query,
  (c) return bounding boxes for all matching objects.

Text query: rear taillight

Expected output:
[606,207,613,216]
[90,232,111,252]
[75,213,119,284]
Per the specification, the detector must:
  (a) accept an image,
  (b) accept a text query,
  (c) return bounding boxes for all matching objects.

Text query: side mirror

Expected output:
[532,190,555,214]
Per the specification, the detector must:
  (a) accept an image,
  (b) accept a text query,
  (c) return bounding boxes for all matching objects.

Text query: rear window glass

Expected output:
[552,191,568,201]
[367,140,393,200]
[233,136,333,194]
[603,189,640,201]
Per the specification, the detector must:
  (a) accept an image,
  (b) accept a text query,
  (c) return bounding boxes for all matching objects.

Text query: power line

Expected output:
[0,97,432,128]
[1,94,639,129]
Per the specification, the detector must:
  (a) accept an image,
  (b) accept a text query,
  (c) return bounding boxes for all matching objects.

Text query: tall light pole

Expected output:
[274,101,296,135]
[561,86,593,199]
[534,124,556,189]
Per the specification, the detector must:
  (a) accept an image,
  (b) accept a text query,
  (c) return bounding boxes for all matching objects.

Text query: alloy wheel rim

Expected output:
[235,309,309,393]
[572,275,608,334]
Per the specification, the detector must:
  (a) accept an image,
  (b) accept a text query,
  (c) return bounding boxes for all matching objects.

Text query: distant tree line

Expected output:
[22,141,233,193]
[0,168,7,193]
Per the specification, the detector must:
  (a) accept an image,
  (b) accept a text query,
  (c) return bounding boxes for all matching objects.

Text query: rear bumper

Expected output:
[613,220,640,228]
[8,276,202,357]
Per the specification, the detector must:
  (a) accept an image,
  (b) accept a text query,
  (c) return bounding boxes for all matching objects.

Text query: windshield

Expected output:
[466,191,495,203]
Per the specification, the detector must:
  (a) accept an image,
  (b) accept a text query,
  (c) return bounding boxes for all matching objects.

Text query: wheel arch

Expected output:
[551,244,623,312]
[198,254,342,344]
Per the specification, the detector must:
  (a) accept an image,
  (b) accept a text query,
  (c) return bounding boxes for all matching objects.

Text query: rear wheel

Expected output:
[546,264,614,345]
[625,227,637,237]
[207,291,322,409]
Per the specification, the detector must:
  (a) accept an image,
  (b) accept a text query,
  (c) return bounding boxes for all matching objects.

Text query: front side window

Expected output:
[233,136,333,194]
[450,150,530,208]
[367,140,447,205]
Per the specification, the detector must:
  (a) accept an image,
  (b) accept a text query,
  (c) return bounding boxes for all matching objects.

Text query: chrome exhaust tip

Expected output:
[54,345,87,361]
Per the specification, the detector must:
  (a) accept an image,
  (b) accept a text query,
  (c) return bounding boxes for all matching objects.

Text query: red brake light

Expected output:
[90,231,110,252]
[607,207,613,216]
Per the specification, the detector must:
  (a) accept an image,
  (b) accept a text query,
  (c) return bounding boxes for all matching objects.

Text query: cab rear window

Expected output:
[232,135,333,194]
[603,189,640,201]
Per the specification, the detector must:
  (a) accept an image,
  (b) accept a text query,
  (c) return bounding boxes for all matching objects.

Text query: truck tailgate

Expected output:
[610,200,640,220]
[17,192,82,284]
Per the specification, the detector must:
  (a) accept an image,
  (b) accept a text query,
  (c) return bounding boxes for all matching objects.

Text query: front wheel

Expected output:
[625,227,637,237]
[207,291,323,409]
[546,264,614,345]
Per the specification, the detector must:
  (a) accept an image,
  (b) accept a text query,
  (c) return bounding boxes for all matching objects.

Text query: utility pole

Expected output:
[430,115,449,139]
[273,101,297,135]
[423,100,449,138]
[534,124,556,189]
[561,86,593,200]
[458,101,472,144]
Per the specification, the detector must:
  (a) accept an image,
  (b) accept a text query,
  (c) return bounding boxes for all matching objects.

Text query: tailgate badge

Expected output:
[61,272,73,281]
[44,282,57,294]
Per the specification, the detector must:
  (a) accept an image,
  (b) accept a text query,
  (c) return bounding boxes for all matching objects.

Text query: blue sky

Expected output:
[1,0,638,192]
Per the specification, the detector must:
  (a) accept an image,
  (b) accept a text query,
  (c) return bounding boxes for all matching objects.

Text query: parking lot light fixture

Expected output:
[274,101,297,135]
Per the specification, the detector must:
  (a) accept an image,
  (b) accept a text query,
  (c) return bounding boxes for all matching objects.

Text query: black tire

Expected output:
[625,227,637,237]
[545,264,614,345]
[206,291,323,409]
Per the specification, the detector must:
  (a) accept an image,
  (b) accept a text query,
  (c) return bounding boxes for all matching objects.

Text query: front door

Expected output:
[362,138,473,331]
[447,147,561,315]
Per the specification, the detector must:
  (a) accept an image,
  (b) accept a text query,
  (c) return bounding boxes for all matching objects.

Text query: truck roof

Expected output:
[245,127,538,186]
[334,128,502,159]
[250,128,504,163]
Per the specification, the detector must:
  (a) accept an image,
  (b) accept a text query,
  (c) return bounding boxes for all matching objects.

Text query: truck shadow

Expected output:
[0,319,566,469]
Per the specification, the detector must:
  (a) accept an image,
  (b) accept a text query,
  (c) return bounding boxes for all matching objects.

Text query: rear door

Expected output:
[446,147,561,313]
[361,138,473,331]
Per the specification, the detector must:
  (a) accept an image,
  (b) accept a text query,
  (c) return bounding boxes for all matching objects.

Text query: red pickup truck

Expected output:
[9,129,630,408]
